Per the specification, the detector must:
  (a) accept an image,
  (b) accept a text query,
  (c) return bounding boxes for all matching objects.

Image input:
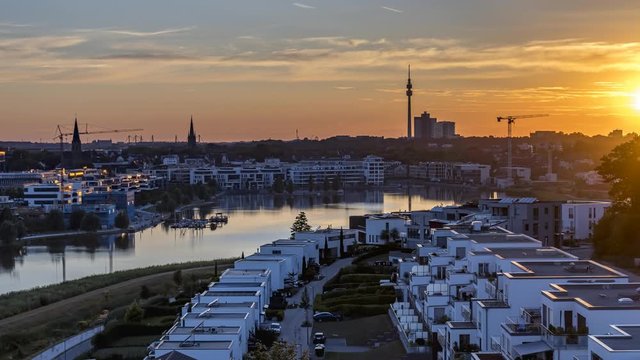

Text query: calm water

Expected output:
[0,187,487,294]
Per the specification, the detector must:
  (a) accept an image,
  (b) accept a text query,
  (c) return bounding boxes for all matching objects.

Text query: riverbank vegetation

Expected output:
[0,260,232,360]
[0,259,235,321]
[135,182,218,213]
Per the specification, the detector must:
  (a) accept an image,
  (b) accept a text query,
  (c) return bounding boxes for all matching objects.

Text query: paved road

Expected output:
[279,257,353,357]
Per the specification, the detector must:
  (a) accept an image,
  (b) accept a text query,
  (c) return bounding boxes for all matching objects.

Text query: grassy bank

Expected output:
[0,258,236,321]
[0,262,231,360]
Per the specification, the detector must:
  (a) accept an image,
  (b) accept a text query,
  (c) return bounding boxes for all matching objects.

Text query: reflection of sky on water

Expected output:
[0,188,483,294]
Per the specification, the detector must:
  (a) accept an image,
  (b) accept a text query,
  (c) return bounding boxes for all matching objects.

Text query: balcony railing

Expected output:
[502,322,541,336]
[541,325,588,348]
[490,336,501,352]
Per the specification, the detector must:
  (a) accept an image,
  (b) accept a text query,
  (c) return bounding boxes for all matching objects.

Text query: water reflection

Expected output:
[0,188,484,294]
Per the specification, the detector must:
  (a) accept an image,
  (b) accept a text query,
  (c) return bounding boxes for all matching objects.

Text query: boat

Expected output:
[210,212,229,223]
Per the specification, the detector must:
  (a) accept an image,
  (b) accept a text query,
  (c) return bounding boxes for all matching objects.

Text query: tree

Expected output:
[390,228,400,243]
[173,269,183,286]
[338,227,344,258]
[290,211,311,238]
[241,251,245,259]
[0,221,17,245]
[285,180,294,193]
[302,256,307,272]
[332,174,341,191]
[307,175,314,192]
[45,210,65,231]
[80,213,101,232]
[300,286,310,309]
[247,341,308,360]
[214,260,219,278]
[323,238,329,262]
[380,229,390,243]
[124,301,144,322]
[115,211,130,229]
[69,209,85,230]
[273,177,285,194]
[15,220,26,239]
[140,285,152,299]
[323,178,331,192]
[597,136,640,210]
[0,207,13,223]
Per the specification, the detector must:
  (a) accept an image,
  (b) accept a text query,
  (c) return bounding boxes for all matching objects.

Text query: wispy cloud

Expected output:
[292,3,316,9]
[334,86,354,90]
[381,6,403,14]
[0,21,33,28]
[102,26,194,37]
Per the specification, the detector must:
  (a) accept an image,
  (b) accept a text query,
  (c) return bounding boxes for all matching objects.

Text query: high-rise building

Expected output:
[439,121,456,139]
[414,112,436,139]
[187,116,197,148]
[406,65,413,138]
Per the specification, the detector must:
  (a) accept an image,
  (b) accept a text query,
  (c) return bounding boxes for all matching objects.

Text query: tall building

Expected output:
[406,65,413,138]
[414,111,436,139]
[414,112,456,140]
[187,116,197,148]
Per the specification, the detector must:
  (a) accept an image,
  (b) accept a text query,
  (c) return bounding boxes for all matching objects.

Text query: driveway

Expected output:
[279,257,353,357]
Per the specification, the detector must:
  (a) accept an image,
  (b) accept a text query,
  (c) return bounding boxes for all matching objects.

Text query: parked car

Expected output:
[313,332,327,344]
[313,312,341,322]
[269,323,282,334]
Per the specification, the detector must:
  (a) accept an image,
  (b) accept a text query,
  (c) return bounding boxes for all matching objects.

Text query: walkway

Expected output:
[279,257,353,357]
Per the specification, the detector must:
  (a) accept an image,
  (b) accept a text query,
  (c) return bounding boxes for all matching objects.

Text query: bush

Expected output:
[69,209,85,230]
[338,274,389,283]
[142,304,180,318]
[124,301,144,322]
[115,211,130,229]
[81,213,101,232]
[265,309,284,321]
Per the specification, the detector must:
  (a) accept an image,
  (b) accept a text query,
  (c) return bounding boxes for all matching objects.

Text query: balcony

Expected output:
[542,325,588,348]
[502,322,541,336]
[437,328,446,347]
[446,269,475,286]
[490,336,501,352]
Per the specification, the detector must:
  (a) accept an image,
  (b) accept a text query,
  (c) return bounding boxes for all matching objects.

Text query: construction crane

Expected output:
[496,114,549,180]
[54,124,143,166]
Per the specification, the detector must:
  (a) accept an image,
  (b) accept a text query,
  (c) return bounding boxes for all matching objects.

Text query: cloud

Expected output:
[101,26,195,37]
[334,86,354,90]
[292,3,316,9]
[0,22,33,28]
[381,6,403,13]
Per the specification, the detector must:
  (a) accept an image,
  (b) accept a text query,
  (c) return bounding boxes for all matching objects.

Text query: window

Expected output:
[544,207,549,215]
[533,208,539,221]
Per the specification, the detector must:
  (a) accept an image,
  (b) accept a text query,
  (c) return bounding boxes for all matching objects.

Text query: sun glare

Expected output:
[634,90,640,111]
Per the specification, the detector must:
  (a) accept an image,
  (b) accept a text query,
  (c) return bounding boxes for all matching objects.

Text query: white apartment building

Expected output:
[293,228,358,258]
[287,156,384,187]
[364,214,409,245]
[589,324,640,360]
[561,201,610,240]
[23,181,82,207]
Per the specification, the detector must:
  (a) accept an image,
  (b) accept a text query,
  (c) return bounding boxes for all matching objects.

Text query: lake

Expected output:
[0,186,490,294]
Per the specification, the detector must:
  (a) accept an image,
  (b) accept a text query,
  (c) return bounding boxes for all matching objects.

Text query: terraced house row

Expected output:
[390,221,640,360]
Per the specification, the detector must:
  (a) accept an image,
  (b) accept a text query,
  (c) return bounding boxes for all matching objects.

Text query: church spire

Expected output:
[187,115,197,148]
[71,117,82,153]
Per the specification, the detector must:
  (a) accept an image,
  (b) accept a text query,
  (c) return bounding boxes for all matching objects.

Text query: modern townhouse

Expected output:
[294,227,359,258]
[589,324,640,360]
[259,239,320,268]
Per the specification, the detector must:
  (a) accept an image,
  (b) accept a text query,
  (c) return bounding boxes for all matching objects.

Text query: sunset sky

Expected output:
[1,1,640,142]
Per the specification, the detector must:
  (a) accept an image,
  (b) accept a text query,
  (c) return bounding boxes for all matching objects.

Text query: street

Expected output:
[279,257,353,357]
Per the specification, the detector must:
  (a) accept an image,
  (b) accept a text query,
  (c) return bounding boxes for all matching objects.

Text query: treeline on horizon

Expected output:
[1,132,634,172]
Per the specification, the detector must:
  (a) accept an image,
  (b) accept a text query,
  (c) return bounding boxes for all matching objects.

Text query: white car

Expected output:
[269,322,282,334]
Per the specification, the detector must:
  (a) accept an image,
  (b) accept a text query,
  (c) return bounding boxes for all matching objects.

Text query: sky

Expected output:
[1,0,640,142]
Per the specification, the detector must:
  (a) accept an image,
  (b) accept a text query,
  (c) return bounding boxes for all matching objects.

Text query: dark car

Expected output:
[313,312,341,322]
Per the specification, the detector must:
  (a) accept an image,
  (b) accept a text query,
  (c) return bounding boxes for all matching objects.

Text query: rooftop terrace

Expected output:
[486,247,575,260]
[543,283,640,309]
[506,260,627,279]
[593,325,640,351]
[155,340,232,350]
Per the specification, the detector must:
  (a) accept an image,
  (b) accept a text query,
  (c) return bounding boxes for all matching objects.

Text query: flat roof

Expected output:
[543,283,640,309]
[155,340,232,350]
[203,290,259,296]
[472,354,507,360]
[482,247,575,260]
[593,325,640,351]
[506,260,627,279]
[169,325,241,335]
[209,282,264,288]
[447,321,477,329]
[184,312,249,320]
[466,233,539,244]
[222,269,269,276]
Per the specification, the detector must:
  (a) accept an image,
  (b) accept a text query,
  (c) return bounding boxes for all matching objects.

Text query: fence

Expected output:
[31,325,104,360]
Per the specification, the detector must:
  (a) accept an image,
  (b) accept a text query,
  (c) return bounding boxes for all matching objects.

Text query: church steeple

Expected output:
[187,115,197,148]
[71,117,82,154]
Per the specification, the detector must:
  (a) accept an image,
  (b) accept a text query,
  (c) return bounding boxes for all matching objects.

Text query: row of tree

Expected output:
[592,136,640,261]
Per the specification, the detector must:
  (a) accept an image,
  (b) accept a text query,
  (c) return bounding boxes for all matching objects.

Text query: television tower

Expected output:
[406,65,413,138]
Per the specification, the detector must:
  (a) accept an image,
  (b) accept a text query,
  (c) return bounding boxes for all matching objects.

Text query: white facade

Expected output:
[561,201,610,240]
[293,228,358,258]
[364,215,408,245]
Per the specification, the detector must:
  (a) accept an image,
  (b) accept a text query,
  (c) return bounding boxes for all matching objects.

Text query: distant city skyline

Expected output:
[1,0,640,142]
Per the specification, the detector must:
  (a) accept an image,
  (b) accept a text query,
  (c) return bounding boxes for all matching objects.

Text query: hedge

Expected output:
[93,322,169,349]
[322,295,396,307]
[338,274,389,283]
